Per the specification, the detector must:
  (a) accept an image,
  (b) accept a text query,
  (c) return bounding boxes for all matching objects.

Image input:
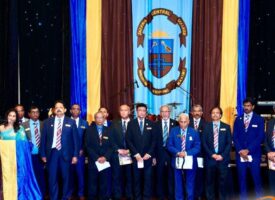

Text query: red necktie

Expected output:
[34,122,40,147]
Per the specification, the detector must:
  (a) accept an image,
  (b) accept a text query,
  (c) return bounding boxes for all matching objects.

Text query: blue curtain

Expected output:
[70,0,87,118]
[237,0,250,115]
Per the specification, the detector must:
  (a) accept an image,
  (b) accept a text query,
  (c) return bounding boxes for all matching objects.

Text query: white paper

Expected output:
[197,157,204,168]
[268,160,275,171]
[137,160,144,168]
[240,155,253,162]
[175,156,193,169]
[95,161,111,172]
[118,154,132,165]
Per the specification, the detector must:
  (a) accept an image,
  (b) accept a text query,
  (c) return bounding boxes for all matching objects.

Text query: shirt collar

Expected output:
[122,118,130,123]
[55,116,65,121]
[30,119,39,125]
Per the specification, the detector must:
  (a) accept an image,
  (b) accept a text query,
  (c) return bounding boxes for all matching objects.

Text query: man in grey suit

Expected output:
[22,106,46,197]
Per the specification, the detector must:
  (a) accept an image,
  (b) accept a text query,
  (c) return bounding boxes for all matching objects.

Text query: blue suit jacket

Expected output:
[41,116,80,162]
[167,126,201,168]
[77,118,89,150]
[202,121,232,166]
[233,113,265,161]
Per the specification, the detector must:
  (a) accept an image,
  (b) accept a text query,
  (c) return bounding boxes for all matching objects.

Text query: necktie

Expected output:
[244,114,250,131]
[56,119,62,150]
[181,129,186,151]
[194,120,198,130]
[139,120,143,134]
[163,121,168,146]
[272,126,275,148]
[122,121,127,147]
[98,126,103,145]
[214,124,219,152]
[34,122,40,147]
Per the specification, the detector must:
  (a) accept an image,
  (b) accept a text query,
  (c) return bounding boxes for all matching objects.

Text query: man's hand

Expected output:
[135,154,143,162]
[177,152,186,158]
[212,154,218,160]
[97,156,106,163]
[268,152,275,161]
[216,155,223,161]
[143,153,151,160]
[71,156,78,164]
[239,149,249,158]
[41,157,47,163]
[118,149,129,156]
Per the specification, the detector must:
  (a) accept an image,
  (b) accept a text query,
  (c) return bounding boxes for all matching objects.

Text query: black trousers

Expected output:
[205,162,228,200]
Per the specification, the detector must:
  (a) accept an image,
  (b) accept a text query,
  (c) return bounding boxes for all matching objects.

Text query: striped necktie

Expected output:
[33,122,40,147]
[194,120,198,130]
[181,129,186,151]
[244,114,250,131]
[272,126,275,148]
[163,121,168,146]
[214,123,219,152]
[56,119,62,150]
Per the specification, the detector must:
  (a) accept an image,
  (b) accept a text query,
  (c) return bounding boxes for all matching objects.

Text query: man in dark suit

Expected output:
[40,100,79,200]
[85,111,114,200]
[22,106,46,198]
[264,105,275,195]
[15,104,29,124]
[189,104,206,200]
[233,97,265,200]
[202,107,231,200]
[167,113,201,200]
[126,103,156,200]
[110,104,133,200]
[69,104,89,200]
[155,105,178,200]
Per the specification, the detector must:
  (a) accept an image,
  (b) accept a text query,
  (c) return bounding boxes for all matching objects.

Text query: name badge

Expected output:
[65,124,71,127]
[80,126,86,129]
[103,136,108,139]
[220,128,226,131]
[25,128,30,131]
[189,136,193,141]
[146,127,152,130]
[51,124,54,127]
[252,124,258,128]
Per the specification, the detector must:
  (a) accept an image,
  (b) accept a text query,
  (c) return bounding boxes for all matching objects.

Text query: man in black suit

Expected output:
[126,103,156,200]
[155,105,178,200]
[202,107,231,200]
[189,104,206,200]
[264,105,275,195]
[110,104,133,200]
[85,111,114,200]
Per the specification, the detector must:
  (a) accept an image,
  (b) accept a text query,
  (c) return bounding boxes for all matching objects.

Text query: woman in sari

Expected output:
[0,108,41,200]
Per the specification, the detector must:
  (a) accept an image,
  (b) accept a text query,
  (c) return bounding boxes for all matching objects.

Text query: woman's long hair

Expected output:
[3,108,20,132]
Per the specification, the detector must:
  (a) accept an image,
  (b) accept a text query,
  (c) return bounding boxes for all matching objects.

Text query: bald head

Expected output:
[178,113,190,129]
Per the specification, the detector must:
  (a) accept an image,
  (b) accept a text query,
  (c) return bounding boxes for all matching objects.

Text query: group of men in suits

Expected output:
[16,97,275,200]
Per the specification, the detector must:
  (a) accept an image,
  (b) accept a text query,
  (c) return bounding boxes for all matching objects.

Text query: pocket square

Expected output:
[65,124,71,127]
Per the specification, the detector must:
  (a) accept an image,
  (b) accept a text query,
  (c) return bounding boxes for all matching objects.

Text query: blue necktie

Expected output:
[139,120,143,134]
[122,121,127,147]
[163,121,168,146]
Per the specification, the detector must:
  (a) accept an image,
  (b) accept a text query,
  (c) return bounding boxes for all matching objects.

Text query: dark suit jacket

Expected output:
[189,117,206,134]
[167,126,201,168]
[202,121,232,165]
[76,118,89,150]
[40,116,79,162]
[154,119,178,163]
[85,124,114,163]
[264,118,275,153]
[22,120,44,142]
[126,118,156,160]
[233,113,265,160]
[110,119,131,151]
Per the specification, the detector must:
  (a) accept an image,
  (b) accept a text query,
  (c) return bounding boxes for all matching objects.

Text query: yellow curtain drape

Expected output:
[0,140,17,200]
[86,0,101,122]
[220,0,239,127]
